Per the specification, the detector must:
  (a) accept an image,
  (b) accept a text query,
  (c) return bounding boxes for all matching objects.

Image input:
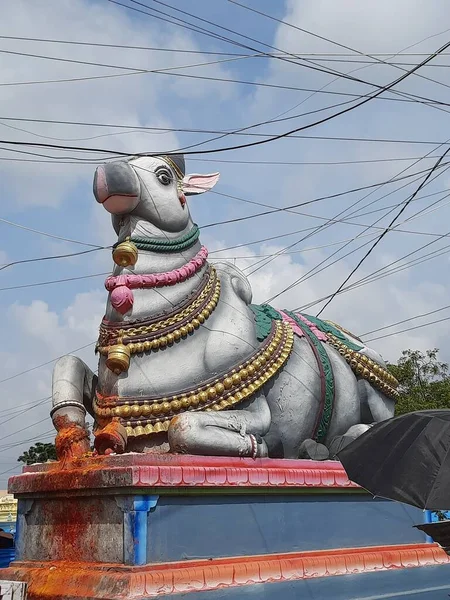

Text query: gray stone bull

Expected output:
[51,154,397,461]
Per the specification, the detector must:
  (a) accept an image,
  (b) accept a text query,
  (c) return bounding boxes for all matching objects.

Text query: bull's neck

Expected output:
[107,218,209,323]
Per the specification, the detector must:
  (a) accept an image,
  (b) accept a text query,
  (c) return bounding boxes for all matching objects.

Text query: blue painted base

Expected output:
[147,494,427,562]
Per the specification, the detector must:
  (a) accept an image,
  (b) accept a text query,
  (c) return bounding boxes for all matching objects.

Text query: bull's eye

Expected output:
[156,169,173,186]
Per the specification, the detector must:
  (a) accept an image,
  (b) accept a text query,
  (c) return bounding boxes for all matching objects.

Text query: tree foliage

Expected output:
[18,442,57,465]
[387,349,450,416]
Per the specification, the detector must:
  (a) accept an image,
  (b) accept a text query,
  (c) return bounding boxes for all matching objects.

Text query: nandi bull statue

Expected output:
[51,154,398,462]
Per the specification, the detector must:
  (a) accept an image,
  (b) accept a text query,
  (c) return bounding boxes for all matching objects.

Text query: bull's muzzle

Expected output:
[93,161,140,214]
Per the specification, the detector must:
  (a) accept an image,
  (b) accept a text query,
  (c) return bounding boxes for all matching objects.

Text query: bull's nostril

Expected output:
[94,166,109,204]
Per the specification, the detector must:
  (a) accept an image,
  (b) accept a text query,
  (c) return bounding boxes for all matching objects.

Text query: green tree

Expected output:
[387,349,450,416]
[18,442,57,465]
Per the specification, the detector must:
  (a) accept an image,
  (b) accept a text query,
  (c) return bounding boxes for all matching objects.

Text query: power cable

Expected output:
[207,186,450,254]
[0,217,105,248]
[201,161,450,229]
[315,146,450,316]
[108,0,450,153]
[0,272,108,291]
[245,156,436,276]
[0,117,449,145]
[1,165,448,274]
[364,315,450,343]
[0,153,443,166]
[2,34,449,62]
[0,29,442,159]
[0,342,95,385]
[296,241,450,312]
[361,304,450,338]
[128,0,450,106]
[290,199,450,302]
[0,247,108,272]
[229,1,450,93]
[260,139,450,294]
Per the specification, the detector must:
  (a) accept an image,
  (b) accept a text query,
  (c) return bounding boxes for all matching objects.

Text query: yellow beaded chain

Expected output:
[97,269,220,357]
[94,320,294,438]
[326,333,399,399]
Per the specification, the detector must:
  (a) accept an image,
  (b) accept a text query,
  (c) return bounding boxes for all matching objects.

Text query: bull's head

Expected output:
[93,154,219,233]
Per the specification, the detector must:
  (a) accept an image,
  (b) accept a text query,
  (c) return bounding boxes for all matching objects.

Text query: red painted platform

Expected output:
[2,543,448,599]
[8,454,358,495]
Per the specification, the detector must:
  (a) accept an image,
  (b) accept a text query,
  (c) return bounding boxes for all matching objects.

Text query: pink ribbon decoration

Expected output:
[279,311,328,342]
[105,246,209,315]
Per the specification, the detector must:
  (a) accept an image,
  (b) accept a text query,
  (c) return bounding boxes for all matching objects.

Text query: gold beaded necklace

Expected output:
[94,319,294,438]
[97,267,220,374]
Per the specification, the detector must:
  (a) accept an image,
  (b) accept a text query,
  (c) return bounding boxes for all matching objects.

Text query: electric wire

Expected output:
[229,1,450,93]
[124,0,450,107]
[361,304,450,337]
[1,116,449,146]
[0,217,105,248]
[296,241,450,312]
[260,141,450,296]
[0,247,108,272]
[0,342,95,385]
[315,146,450,316]
[0,25,443,161]
[364,316,450,343]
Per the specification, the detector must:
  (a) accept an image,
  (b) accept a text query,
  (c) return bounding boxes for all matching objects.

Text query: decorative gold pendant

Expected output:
[112,240,138,267]
[105,344,131,374]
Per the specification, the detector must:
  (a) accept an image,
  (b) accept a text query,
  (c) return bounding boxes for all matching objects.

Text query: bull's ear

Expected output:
[182,172,220,196]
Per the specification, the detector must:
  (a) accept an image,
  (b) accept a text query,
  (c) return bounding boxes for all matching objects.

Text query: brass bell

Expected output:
[106,344,131,374]
[112,240,138,267]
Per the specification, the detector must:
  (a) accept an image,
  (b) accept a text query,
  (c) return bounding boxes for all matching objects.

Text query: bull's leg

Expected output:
[168,392,271,458]
[328,423,375,459]
[51,355,97,460]
[357,378,395,423]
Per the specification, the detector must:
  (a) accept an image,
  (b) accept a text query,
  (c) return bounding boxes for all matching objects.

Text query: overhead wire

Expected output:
[125,0,450,106]
[0,116,449,146]
[0,26,445,160]
[0,247,108,272]
[105,0,450,162]
[364,315,450,343]
[202,161,450,228]
[315,145,450,316]
[296,243,450,315]
[288,185,450,310]
[229,1,450,94]
[2,34,450,61]
[117,0,450,159]
[296,240,450,312]
[361,304,450,338]
[0,217,105,248]
[0,342,95,385]
[260,139,450,297]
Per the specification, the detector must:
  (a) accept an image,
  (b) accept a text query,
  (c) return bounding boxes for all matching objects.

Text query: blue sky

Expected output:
[1,0,450,483]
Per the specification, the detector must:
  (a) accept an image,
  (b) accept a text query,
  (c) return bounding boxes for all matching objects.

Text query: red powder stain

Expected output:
[94,418,127,456]
[53,415,90,463]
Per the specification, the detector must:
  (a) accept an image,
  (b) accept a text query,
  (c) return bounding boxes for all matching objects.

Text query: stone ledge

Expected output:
[1,544,448,599]
[9,455,359,495]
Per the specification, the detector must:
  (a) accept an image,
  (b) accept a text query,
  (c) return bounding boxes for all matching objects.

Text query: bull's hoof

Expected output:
[94,418,127,455]
[299,439,329,461]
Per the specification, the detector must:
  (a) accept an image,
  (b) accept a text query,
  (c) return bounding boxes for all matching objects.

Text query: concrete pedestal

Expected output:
[1,454,449,599]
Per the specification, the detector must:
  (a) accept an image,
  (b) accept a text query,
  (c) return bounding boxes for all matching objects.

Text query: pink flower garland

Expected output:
[105,246,208,315]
